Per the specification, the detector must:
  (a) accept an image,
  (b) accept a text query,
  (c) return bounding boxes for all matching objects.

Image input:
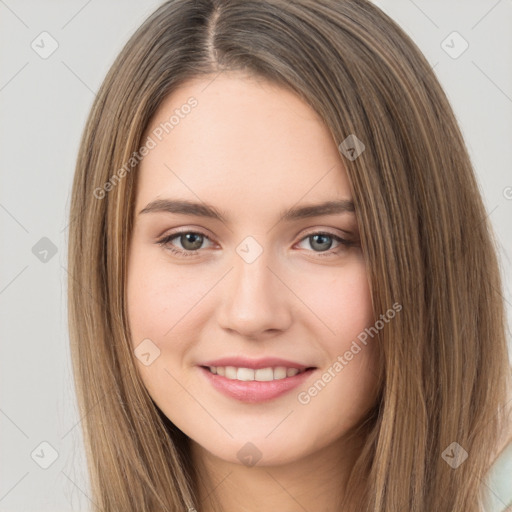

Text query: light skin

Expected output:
[126,72,380,511]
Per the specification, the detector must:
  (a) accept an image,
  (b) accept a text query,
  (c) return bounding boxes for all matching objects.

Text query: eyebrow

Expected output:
[138,198,355,223]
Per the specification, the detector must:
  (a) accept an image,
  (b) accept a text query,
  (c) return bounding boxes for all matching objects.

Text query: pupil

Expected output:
[179,233,333,252]
[311,234,331,251]
[183,233,203,250]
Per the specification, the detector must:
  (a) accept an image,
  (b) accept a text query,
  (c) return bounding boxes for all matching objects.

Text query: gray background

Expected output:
[1,1,511,510]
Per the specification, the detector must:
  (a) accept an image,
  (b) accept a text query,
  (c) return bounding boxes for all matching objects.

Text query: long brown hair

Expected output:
[67,0,512,510]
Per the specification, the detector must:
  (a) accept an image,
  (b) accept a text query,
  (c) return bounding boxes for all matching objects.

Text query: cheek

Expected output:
[125,243,380,463]
[292,257,378,417]
[126,247,206,347]
[125,247,206,405]
[299,256,374,346]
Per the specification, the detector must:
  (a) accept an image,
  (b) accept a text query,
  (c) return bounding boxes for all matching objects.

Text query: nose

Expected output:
[216,247,293,339]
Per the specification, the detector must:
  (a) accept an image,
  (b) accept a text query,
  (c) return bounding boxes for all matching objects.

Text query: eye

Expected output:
[295,231,354,257]
[157,230,213,257]
[156,229,356,258]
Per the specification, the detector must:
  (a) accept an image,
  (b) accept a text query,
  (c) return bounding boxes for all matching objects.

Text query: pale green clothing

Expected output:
[485,441,512,511]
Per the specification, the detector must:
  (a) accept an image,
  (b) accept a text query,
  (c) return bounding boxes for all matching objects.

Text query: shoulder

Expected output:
[492,411,512,464]
[485,438,512,512]
[485,402,512,512]
[492,385,512,464]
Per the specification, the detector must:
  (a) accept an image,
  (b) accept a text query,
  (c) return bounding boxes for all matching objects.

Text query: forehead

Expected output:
[136,73,353,216]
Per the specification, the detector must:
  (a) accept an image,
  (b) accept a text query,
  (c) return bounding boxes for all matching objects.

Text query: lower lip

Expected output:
[198,366,316,403]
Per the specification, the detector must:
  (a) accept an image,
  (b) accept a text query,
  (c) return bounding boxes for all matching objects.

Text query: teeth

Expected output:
[255,367,274,381]
[206,365,307,381]
[225,366,237,379]
[237,367,255,381]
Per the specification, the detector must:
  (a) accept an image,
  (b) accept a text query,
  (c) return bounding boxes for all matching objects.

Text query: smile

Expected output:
[204,365,309,381]
[198,365,316,403]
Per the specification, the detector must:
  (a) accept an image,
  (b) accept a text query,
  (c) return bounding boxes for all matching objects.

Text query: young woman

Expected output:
[67,0,512,511]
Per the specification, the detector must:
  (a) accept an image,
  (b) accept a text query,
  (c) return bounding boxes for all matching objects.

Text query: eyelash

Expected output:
[156,229,354,258]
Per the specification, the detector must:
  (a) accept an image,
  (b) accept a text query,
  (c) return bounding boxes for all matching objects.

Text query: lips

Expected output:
[205,366,307,381]
[197,356,317,403]
[199,356,314,371]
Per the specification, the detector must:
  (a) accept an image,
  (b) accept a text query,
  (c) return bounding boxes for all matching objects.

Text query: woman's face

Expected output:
[127,72,379,466]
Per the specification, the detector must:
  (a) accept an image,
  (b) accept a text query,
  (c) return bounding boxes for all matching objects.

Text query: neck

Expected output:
[189,433,364,512]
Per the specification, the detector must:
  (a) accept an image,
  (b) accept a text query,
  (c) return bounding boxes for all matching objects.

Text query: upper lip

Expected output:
[199,356,316,371]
